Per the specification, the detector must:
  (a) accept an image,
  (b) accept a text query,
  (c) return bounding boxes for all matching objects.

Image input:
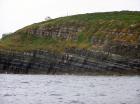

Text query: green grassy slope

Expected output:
[0,11,140,53]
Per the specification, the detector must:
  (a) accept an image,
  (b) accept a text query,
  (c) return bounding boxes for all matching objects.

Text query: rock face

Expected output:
[0,49,139,75]
[26,26,83,40]
[103,41,140,59]
[23,25,140,58]
[1,12,140,74]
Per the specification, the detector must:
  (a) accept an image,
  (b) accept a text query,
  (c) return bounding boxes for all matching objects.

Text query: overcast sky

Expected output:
[0,0,140,38]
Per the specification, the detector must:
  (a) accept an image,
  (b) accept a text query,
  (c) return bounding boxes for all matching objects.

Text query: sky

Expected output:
[0,0,140,38]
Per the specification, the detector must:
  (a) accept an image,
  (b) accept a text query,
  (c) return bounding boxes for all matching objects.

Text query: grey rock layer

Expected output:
[0,49,139,75]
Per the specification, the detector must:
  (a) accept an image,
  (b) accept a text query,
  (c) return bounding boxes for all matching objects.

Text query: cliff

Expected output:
[0,49,139,75]
[0,11,140,75]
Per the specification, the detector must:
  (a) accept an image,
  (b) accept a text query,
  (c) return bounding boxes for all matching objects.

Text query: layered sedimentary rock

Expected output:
[1,11,140,74]
[0,49,139,75]
[22,25,140,58]
[26,25,83,40]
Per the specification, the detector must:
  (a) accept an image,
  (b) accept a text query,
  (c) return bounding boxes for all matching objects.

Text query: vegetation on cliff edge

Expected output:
[0,11,140,53]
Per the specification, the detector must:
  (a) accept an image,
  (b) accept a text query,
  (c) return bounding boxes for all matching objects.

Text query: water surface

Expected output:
[0,74,140,104]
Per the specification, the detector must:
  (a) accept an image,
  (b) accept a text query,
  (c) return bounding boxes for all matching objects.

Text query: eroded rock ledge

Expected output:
[25,26,83,40]
[21,24,140,59]
[0,49,139,75]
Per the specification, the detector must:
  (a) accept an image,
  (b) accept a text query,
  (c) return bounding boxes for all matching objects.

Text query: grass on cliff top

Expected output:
[16,11,140,32]
[0,11,140,52]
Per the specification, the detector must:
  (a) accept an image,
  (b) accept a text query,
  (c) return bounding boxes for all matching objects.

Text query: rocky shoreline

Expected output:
[0,49,139,75]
